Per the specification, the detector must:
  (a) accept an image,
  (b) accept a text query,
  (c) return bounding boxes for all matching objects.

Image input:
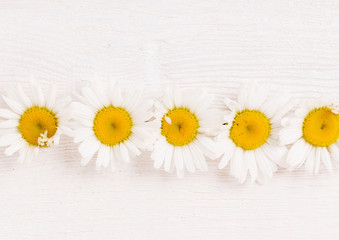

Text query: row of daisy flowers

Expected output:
[0,80,338,184]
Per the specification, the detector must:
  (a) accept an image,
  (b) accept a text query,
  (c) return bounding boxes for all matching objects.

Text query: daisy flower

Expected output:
[151,85,222,177]
[71,81,154,170]
[217,82,291,184]
[279,97,339,174]
[0,81,71,162]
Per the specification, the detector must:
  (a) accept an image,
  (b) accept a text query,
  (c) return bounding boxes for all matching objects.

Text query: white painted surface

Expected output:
[0,1,339,239]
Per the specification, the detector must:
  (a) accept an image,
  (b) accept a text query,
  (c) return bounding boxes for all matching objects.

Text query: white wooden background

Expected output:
[0,1,339,239]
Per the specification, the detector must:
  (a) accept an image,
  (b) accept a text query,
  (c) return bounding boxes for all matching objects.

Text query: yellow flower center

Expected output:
[93,105,133,146]
[161,107,199,146]
[18,106,58,147]
[229,109,271,150]
[302,107,339,147]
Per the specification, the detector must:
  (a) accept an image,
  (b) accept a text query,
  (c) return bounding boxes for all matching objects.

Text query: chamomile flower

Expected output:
[218,82,291,184]
[71,81,154,170]
[151,86,222,177]
[280,97,339,174]
[0,81,71,162]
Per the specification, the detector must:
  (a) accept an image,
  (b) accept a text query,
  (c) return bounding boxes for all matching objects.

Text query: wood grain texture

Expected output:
[0,1,339,239]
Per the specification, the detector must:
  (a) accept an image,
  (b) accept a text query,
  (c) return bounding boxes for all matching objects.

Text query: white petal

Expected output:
[77,119,93,128]
[124,89,142,113]
[224,97,238,112]
[255,148,274,179]
[5,139,26,156]
[109,85,121,107]
[110,147,117,171]
[329,144,339,162]
[237,84,248,106]
[154,101,167,115]
[59,125,73,138]
[102,147,112,168]
[271,99,294,123]
[53,97,72,113]
[286,139,311,170]
[173,147,184,177]
[0,120,18,128]
[313,147,321,175]
[305,147,316,174]
[129,133,149,149]
[195,93,214,115]
[151,138,168,169]
[295,107,308,118]
[71,102,95,121]
[182,145,195,173]
[230,147,244,181]
[131,100,154,122]
[124,139,141,157]
[279,126,303,145]
[247,82,267,109]
[181,89,201,113]
[25,146,35,163]
[81,87,101,109]
[173,146,184,171]
[52,129,61,145]
[2,95,24,115]
[0,133,21,147]
[81,156,92,166]
[20,146,35,163]
[173,86,182,107]
[45,84,57,109]
[218,140,236,169]
[18,145,29,163]
[321,147,333,174]
[16,84,32,108]
[164,144,174,172]
[132,126,151,141]
[255,165,268,185]
[93,81,110,107]
[30,82,45,106]
[247,151,258,183]
[78,136,100,164]
[33,147,40,158]
[162,87,174,110]
[95,145,107,169]
[196,135,220,160]
[280,117,290,127]
[190,141,208,171]
[132,125,155,150]
[117,143,130,163]
[0,108,19,119]
[262,92,292,122]
[238,150,250,184]
[198,110,223,132]
[261,142,287,168]
[73,128,93,143]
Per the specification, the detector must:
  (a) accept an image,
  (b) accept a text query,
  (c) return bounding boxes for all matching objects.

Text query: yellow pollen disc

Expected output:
[18,106,58,147]
[161,107,199,146]
[302,107,339,147]
[229,109,271,150]
[93,105,133,146]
